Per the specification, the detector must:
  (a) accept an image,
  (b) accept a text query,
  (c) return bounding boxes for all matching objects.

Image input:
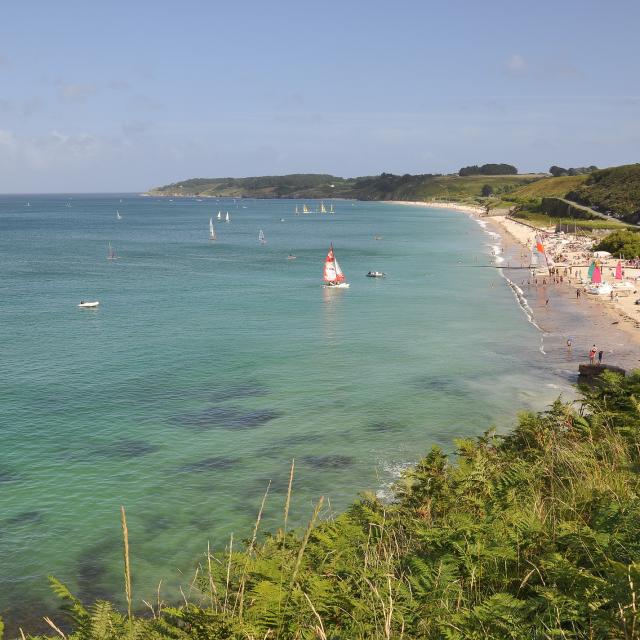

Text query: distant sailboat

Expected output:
[209,218,217,241]
[320,201,327,214]
[329,203,334,214]
[217,211,222,221]
[322,244,349,288]
[302,204,310,214]
[295,205,299,215]
[258,229,266,244]
[116,210,122,220]
[107,242,118,261]
[25,202,31,207]
[225,211,230,223]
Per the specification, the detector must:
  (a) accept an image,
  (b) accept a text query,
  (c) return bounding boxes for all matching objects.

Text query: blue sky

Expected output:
[0,0,638,192]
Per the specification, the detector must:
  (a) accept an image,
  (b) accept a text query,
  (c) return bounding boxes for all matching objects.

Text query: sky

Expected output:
[0,0,639,192]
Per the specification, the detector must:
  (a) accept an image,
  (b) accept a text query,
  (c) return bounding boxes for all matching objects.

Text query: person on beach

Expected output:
[589,345,597,364]
[598,350,604,364]
[567,337,573,350]
[576,289,581,299]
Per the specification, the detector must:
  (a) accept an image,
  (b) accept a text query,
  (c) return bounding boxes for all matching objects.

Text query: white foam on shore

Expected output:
[504,276,543,333]
[473,214,545,348]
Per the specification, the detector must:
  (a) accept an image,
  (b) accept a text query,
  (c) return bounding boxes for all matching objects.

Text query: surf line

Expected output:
[477,219,547,350]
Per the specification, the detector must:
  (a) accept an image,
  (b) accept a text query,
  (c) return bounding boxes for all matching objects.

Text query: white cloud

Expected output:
[506,53,527,74]
[58,82,97,102]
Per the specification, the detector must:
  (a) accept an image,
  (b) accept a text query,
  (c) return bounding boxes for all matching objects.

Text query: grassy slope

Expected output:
[511,174,589,200]
[568,164,640,220]
[16,371,640,639]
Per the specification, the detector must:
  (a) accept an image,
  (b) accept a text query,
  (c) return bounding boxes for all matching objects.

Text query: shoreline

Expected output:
[395,199,640,367]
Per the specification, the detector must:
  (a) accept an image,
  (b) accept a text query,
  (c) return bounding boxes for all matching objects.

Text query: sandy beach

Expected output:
[397,199,640,369]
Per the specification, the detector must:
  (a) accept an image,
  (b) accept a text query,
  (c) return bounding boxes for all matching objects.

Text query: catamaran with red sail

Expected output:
[323,244,349,288]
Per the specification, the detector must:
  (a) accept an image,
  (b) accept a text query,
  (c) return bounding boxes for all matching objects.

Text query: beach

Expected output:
[393,200,640,368]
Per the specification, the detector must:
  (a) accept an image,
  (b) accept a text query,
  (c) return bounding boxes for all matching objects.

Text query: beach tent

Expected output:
[593,250,612,258]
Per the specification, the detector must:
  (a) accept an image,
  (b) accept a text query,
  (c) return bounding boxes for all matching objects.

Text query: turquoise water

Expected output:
[0,195,570,625]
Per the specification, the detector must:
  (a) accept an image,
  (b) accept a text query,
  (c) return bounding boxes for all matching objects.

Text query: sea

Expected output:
[0,194,577,628]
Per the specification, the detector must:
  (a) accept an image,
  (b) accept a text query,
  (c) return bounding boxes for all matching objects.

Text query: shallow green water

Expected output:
[0,195,571,624]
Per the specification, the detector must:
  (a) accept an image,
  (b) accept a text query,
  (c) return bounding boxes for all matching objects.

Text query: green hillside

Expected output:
[567,164,640,222]
[511,174,589,200]
[148,172,541,203]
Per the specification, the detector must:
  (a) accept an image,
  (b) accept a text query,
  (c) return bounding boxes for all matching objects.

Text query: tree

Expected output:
[481,184,494,197]
[549,165,568,177]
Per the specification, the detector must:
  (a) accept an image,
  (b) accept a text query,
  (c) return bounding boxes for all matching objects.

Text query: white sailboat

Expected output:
[322,244,349,288]
[258,229,266,244]
[107,242,118,261]
[295,205,299,215]
[329,203,334,214]
[302,204,310,214]
[320,201,327,214]
[225,211,230,223]
[116,210,122,220]
[209,218,217,241]
[217,211,222,221]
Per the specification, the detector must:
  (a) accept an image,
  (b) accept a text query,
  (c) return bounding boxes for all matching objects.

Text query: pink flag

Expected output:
[592,265,602,284]
[615,261,622,280]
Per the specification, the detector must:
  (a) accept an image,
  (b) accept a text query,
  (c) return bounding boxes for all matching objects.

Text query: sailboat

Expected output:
[258,229,266,245]
[295,205,299,215]
[209,218,217,241]
[329,203,334,214]
[116,210,122,220]
[225,211,230,223]
[302,204,310,214]
[322,244,349,288]
[217,211,222,221]
[107,242,118,261]
[320,201,327,214]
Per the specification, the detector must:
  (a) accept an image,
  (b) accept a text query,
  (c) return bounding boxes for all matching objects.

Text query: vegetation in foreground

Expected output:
[7,371,640,639]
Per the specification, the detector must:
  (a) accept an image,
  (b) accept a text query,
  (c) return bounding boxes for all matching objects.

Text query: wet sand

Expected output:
[486,217,640,372]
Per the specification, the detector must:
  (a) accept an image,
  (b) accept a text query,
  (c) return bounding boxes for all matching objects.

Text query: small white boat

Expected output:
[209,218,217,241]
[258,229,266,244]
[78,301,100,308]
[107,242,118,260]
[322,244,349,288]
[287,254,297,260]
[116,210,122,220]
[585,283,613,296]
[217,211,222,221]
[225,212,230,223]
[366,271,385,278]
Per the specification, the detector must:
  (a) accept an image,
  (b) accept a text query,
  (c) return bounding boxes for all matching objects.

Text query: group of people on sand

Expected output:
[589,344,604,364]
[566,339,604,364]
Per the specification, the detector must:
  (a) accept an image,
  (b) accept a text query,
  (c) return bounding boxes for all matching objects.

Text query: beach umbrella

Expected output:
[615,261,622,280]
[592,265,602,284]
[588,262,595,279]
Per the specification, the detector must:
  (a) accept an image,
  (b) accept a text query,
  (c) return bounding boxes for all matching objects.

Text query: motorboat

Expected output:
[78,301,100,308]
[366,271,385,278]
